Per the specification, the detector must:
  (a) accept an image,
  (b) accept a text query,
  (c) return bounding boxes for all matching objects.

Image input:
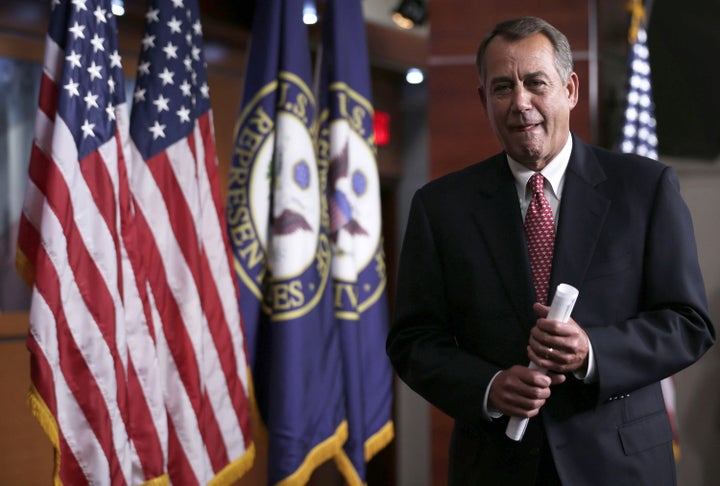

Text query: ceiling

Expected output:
[363,0,429,36]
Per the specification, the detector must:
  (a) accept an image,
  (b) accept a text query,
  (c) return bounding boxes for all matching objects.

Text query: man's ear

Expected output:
[566,72,579,110]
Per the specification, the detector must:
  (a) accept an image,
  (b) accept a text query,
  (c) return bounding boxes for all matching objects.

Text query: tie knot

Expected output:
[529,173,545,195]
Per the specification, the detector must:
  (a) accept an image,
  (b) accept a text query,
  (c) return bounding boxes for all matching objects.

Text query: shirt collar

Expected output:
[507,134,573,199]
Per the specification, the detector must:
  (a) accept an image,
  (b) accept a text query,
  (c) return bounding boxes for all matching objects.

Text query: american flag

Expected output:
[620,26,658,159]
[128,0,254,483]
[619,15,680,459]
[16,0,166,483]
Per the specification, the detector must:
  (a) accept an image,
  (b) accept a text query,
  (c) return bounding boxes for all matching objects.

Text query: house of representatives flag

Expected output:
[316,0,394,483]
[128,0,253,483]
[15,0,166,483]
[619,6,679,459]
[226,0,346,483]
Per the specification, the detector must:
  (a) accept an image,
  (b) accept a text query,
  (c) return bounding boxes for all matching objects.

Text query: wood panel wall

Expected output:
[427,2,593,484]
[0,314,54,485]
[428,1,592,179]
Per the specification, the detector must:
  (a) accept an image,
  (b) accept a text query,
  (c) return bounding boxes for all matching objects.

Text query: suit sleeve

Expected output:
[387,190,502,428]
[586,166,716,401]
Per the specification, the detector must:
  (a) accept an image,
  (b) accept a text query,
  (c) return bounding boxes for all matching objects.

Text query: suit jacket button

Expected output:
[530,447,541,456]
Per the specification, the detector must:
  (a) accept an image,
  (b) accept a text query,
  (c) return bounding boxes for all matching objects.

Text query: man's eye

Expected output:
[493,84,511,94]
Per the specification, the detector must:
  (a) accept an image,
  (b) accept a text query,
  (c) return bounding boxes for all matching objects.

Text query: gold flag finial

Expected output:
[626,0,646,44]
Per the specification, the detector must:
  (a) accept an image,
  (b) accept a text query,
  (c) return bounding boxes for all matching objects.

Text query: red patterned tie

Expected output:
[525,173,555,305]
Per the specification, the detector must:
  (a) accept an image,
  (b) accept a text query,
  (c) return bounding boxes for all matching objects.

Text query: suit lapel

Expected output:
[468,156,535,322]
[550,136,611,296]
[466,139,610,322]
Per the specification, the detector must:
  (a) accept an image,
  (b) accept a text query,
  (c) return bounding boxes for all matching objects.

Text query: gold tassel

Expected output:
[626,0,646,44]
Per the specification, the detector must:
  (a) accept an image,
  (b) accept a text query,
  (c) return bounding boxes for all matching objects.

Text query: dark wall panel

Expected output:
[429,1,593,179]
[430,0,589,56]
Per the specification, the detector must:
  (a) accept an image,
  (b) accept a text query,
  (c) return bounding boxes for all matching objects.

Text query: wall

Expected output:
[428,0,593,180]
[394,81,431,486]
[0,314,54,485]
[670,161,720,486]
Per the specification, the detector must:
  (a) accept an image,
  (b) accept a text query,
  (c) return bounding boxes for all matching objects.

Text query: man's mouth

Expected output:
[512,122,542,132]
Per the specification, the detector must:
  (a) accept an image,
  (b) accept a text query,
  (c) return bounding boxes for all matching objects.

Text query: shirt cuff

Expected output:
[573,337,597,383]
[483,370,504,420]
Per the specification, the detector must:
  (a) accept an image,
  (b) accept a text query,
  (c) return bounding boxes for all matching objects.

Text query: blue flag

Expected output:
[317,0,395,482]
[226,0,346,483]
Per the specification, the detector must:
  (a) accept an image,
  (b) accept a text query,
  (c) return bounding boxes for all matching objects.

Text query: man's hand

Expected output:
[528,302,590,374]
[488,365,566,418]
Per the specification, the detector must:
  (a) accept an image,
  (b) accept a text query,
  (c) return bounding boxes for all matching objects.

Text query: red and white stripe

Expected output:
[129,111,253,484]
[17,29,167,486]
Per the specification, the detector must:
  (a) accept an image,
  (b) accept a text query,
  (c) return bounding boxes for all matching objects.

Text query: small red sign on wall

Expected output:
[374,110,390,146]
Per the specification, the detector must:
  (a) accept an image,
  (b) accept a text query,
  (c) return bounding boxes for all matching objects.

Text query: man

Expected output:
[386,16,715,485]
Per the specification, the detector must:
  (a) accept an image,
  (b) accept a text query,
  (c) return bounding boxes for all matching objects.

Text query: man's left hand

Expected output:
[528,302,589,374]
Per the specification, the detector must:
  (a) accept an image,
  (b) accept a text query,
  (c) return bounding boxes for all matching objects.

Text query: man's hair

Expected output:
[475,16,574,88]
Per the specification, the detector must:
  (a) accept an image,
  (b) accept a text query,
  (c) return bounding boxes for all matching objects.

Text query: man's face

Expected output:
[479,33,578,171]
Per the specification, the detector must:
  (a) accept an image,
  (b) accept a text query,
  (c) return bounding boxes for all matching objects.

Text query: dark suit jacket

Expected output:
[387,134,716,485]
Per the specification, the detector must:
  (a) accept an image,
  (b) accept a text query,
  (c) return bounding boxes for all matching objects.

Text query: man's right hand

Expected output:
[488,365,566,418]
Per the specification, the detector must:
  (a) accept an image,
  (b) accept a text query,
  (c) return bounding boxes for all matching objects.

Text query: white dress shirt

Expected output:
[482,135,597,420]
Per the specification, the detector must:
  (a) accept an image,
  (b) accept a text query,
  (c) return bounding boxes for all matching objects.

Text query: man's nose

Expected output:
[511,87,532,111]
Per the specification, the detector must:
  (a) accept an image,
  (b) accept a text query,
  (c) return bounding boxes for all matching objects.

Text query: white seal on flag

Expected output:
[266,112,321,278]
[328,120,382,282]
